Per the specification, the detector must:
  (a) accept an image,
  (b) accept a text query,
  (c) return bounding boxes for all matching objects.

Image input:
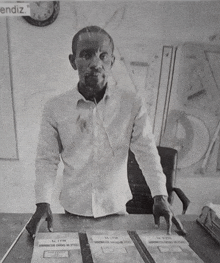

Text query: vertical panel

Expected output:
[205,51,220,171]
[152,46,175,145]
[0,18,18,159]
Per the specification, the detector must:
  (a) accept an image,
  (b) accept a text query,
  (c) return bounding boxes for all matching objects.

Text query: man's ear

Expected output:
[69,53,77,70]
[111,55,115,68]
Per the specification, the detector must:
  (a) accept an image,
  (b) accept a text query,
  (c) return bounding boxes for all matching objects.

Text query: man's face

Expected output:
[70,32,115,98]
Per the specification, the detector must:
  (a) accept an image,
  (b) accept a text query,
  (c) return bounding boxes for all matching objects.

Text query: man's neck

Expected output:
[78,83,107,104]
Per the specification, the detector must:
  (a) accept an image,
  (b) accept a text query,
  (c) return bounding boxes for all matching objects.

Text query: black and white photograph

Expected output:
[0,1,220,262]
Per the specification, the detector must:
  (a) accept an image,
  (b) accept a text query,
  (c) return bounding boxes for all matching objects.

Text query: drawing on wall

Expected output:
[0,18,18,159]
[161,43,220,171]
[205,51,220,92]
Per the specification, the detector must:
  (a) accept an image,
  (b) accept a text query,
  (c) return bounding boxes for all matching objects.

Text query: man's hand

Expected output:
[26,203,53,238]
[153,195,186,235]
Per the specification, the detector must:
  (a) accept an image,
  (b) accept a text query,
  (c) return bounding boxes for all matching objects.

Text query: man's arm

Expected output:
[130,94,186,235]
[35,100,62,204]
[26,100,62,237]
[130,94,167,197]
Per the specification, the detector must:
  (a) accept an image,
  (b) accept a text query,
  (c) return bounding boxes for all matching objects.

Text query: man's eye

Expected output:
[81,52,92,60]
[100,53,109,61]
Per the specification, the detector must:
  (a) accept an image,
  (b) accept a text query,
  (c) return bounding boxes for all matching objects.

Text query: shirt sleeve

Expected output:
[130,94,168,197]
[35,101,62,204]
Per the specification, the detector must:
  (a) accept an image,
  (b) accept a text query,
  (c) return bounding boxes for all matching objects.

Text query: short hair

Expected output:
[71,25,114,54]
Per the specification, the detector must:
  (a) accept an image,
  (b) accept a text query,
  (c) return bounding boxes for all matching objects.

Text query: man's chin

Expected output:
[85,78,105,90]
[86,75,101,82]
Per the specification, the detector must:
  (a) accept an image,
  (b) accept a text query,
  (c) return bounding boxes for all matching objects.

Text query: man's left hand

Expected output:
[153,195,186,235]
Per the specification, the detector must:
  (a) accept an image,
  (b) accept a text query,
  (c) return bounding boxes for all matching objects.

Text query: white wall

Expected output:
[1,1,220,214]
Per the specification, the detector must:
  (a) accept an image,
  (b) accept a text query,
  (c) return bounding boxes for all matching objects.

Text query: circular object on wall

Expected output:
[161,110,194,161]
[177,115,210,168]
[161,110,210,168]
[23,1,60,27]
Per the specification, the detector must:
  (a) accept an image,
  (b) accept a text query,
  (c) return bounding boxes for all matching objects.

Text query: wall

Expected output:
[1,1,220,215]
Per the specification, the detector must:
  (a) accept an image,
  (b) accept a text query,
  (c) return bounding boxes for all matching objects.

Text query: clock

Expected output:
[23,1,60,27]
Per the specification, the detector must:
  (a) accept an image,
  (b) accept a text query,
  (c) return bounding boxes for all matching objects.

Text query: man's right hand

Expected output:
[26,203,53,238]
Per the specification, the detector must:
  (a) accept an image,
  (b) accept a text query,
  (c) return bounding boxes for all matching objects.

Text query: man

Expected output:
[26,26,186,238]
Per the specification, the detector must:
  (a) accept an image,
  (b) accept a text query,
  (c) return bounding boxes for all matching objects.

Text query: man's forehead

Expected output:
[77,32,112,50]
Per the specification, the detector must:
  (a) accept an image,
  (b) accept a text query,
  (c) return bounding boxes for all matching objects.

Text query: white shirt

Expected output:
[35,83,167,217]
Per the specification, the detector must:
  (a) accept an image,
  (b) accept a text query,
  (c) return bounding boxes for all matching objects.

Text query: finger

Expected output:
[32,218,45,238]
[172,215,187,236]
[26,220,35,237]
[153,214,160,228]
[46,215,53,232]
[164,213,172,235]
[26,216,42,237]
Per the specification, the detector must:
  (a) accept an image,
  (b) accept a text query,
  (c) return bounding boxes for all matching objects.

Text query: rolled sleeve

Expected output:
[130,95,168,197]
[35,101,62,204]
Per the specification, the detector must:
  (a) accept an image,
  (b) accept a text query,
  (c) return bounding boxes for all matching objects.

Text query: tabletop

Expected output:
[0,213,220,263]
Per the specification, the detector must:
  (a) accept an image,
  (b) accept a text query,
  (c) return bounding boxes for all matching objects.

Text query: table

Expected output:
[0,213,219,263]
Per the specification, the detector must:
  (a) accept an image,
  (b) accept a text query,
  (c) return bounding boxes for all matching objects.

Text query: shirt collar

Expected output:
[75,83,113,109]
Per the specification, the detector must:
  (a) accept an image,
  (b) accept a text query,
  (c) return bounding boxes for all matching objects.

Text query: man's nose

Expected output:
[89,55,102,69]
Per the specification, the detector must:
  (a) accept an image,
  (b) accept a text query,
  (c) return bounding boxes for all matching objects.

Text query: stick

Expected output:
[0,217,31,263]
[199,121,220,174]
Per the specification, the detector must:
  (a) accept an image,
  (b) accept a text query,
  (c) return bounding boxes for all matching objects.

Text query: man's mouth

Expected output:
[86,71,102,77]
[88,73,99,77]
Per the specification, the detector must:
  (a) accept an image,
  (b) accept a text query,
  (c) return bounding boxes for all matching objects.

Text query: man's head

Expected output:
[69,26,115,100]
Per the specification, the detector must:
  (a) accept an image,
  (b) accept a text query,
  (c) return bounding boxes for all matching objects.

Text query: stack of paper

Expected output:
[137,232,204,263]
[31,231,204,263]
[86,230,144,263]
[31,232,82,263]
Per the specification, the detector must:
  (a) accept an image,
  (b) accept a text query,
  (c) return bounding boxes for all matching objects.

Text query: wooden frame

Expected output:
[0,18,18,160]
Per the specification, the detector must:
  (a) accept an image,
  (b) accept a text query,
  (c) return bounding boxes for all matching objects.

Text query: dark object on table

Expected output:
[197,204,220,245]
